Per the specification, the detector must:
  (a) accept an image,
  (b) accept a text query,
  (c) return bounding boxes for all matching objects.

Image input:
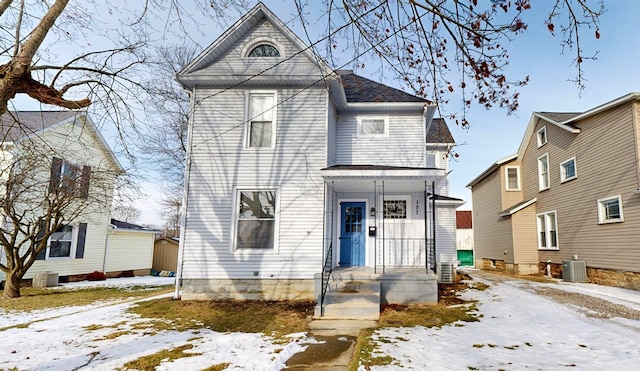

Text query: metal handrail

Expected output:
[319,241,333,316]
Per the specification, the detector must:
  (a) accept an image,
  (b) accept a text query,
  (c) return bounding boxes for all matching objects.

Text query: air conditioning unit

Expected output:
[438,262,456,284]
[562,260,587,283]
[32,272,59,287]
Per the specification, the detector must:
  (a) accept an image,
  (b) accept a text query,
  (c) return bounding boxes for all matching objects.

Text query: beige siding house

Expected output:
[468,93,640,289]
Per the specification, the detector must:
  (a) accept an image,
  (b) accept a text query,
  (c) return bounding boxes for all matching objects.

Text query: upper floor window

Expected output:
[537,126,547,147]
[505,166,520,191]
[538,153,550,191]
[49,157,91,198]
[560,157,577,183]
[597,195,623,224]
[248,44,280,57]
[357,116,388,137]
[246,91,277,148]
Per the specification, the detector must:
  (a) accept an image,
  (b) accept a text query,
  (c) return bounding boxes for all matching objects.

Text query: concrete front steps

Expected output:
[314,271,382,320]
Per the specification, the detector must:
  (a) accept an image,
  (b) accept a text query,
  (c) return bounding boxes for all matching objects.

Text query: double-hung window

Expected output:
[44,223,88,259]
[597,195,623,224]
[236,190,277,249]
[247,92,276,148]
[538,154,550,191]
[505,166,520,191]
[537,211,558,249]
[48,225,74,258]
[560,157,577,182]
[49,157,91,198]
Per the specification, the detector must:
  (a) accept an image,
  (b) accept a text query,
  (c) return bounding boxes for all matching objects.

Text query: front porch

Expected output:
[314,267,438,319]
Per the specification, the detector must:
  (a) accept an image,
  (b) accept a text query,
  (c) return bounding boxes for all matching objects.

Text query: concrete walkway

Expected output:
[284,319,377,370]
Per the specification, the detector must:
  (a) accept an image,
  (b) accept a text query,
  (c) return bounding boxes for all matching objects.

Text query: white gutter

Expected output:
[174,87,196,300]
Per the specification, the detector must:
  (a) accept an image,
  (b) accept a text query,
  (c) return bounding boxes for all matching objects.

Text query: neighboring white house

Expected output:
[0,111,124,283]
[104,219,158,277]
[175,3,464,303]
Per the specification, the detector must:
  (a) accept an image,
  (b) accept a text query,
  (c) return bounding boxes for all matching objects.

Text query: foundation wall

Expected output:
[181,278,315,301]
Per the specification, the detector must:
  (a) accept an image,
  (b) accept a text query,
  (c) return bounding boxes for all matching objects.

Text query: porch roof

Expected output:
[321,165,446,192]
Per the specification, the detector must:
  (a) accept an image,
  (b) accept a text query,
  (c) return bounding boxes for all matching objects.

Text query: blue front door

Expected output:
[339,202,366,267]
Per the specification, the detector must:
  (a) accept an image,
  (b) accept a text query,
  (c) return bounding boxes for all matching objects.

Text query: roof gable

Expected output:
[177,2,334,86]
[1,111,124,173]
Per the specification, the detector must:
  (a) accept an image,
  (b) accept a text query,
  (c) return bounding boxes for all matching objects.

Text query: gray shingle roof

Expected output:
[1,111,79,141]
[111,219,158,232]
[338,70,427,103]
[426,118,455,144]
[536,112,582,123]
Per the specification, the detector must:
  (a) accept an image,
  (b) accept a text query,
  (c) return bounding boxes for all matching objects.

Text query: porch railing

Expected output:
[375,238,435,271]
[319,241,333,316]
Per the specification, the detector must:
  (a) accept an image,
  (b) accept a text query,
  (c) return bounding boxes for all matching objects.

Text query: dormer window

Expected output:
[248,44,280,57]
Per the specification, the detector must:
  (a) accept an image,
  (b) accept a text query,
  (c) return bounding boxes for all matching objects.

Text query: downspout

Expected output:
[424,181,428,274]
[632,101,640,193]
[432,180,436,273]
[174,87,196,300]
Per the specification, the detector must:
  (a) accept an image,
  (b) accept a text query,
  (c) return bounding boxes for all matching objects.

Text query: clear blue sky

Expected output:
[11,1,640,224]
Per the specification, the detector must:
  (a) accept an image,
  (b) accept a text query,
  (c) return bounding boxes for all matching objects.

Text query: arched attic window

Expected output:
[248,44,280,57]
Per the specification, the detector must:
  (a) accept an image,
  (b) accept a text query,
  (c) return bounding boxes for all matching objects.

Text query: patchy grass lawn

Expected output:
[129,298,315,338]
[0,285,173,312]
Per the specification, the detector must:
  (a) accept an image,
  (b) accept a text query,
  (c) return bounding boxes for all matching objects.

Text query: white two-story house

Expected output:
[175,3,463,314]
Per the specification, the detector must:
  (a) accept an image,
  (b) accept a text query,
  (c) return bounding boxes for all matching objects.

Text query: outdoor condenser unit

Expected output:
[562,260,587,283]
[438,262,456,284]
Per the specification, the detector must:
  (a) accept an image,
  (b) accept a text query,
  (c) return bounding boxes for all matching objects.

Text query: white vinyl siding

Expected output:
[597,195,623,224]
[193,19,323,82]
[560,157,577,183]
[182,87,327,279]
[336,113,425,167]
[537,211,558,250]
[505,166,520,191]
[538,153,550,191]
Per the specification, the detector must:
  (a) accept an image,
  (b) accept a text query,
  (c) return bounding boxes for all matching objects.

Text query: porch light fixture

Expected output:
[370,207,376,217]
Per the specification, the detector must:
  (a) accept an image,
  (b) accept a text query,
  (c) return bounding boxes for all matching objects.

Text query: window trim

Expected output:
[379,195,412,223]
[46,224,78,259]
[504,166,521,191]
[230,188,280,253]
[356,116,389,138]
[560,157,577,183]
[597,195,624,224]
[536,210,559,250]
[244,90,277,149]
[537,126,548,147]
[538,153,550,191]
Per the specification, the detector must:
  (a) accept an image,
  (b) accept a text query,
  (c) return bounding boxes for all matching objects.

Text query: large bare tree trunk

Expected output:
[0,0,90,115]
[3,270,21,299]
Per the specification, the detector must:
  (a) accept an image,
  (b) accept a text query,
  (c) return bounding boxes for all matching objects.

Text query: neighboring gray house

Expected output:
[175,3,463,317]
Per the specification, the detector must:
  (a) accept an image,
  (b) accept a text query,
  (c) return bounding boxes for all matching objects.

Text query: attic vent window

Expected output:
[248,44,280,57]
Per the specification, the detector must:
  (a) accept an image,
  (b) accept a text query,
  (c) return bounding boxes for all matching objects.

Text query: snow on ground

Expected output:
[0,276,309,370]
[2,272,640,370]
[365,270,640,370]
